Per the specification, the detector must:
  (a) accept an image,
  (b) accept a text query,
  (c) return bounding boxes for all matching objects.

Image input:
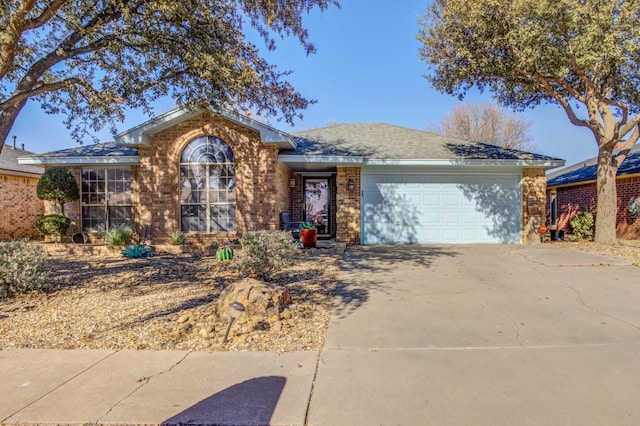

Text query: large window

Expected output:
[180,136,236,233]
[81,169,132,231]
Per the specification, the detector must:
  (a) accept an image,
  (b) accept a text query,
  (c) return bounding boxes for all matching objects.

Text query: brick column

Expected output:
[522,168,547,244]
[336,167,361,245]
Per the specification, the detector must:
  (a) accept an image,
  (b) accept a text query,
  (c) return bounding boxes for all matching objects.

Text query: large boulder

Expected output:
[214,278,292,331]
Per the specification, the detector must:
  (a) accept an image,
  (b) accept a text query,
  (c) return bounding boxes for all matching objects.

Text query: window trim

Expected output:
[179,136,236,234]
[81,167,133,232]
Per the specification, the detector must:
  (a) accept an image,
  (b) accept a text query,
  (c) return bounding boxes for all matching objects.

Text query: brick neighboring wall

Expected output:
[522,168,547,244]
[137,113,290,247]
[336,167,361,245]
[549,176,640,239]
[0,173,44,239]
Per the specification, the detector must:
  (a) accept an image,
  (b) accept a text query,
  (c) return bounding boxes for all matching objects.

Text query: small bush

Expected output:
[34,214,71,237]
[235,230,299,281]
[570,212,595,240]
[121,244,153,258]
[105,224,133,246]
[0,240,49,298]
[168,231,186,245]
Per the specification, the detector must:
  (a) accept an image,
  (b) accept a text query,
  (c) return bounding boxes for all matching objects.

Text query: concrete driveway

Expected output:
[308,244,640,425]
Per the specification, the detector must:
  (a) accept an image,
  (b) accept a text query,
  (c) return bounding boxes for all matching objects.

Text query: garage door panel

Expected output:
[362,172,521,244]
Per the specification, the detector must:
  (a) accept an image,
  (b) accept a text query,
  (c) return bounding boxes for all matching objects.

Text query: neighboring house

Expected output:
[546,144,640,239]
[19,107,563,247]
[0,144,44,240]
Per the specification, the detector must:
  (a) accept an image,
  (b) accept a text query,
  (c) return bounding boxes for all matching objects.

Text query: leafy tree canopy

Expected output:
[0,0,338,150]
[418,0,640,245]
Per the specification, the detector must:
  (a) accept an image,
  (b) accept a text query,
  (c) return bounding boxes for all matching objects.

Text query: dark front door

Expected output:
[304,177,330,238]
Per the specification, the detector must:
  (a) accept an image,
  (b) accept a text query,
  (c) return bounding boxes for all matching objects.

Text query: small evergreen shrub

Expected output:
[105,224,133,246]
[168,231,186,245]
[235,230,299,281]
[121,244,153,258]
[34,214,71,238]
[0,240,49,298]
[570,212,595,240]
[36,167,79,215]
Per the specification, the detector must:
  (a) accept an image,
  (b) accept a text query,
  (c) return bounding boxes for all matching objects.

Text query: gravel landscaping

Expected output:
[1,239,638,353]
[0,247,342,352]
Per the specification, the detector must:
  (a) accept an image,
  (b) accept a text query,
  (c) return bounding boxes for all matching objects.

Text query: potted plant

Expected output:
[300,222,317,248]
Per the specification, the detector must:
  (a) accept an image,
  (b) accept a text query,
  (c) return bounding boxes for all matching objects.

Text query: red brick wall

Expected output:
[616,176,640,239]
[548,175,640,239]
[0,173,44,239]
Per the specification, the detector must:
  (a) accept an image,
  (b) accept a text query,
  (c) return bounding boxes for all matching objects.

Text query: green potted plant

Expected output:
[300,222,317,248]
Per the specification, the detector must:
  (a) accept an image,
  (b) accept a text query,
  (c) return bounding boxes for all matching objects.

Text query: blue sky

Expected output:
[9,0,596,167]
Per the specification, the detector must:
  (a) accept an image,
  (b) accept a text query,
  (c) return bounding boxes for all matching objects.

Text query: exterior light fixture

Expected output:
[289,177,296,188]
[222,301,246,344]
[347,178,355,191]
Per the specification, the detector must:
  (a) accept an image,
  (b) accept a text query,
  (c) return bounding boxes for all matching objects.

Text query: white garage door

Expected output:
[361,171,522,244]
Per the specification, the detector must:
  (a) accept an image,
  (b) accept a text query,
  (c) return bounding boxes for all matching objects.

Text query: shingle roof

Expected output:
[547,144,640,187]
[36,142,138,158]
[0,146,43,177]
[18,142,139,166]
[289,123,560,162]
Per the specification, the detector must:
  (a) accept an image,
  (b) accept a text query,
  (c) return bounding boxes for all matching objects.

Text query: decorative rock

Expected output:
[199,328,209,338]
[177,315,190,324]
[214,278,292,333]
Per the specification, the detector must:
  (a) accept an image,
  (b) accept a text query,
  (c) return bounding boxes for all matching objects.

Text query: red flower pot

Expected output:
[300,229,317,248]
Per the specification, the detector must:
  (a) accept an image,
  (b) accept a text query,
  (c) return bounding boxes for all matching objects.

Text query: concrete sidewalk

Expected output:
[1,349,318,425]
[2,244,640,425]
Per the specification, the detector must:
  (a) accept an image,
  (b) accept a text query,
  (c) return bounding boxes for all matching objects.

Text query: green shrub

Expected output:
[0,240,49,298]
[168,231,186,245]
[34,214,71,238]
[105,224,133,246]
[121,244,153,258]
[36,167,79,215]
[570,212,595,240]
[235,230,299,281]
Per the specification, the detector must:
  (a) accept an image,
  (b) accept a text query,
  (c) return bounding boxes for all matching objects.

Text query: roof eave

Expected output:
[363,159,566,167]
[278,154,364,165]
[18,156,140,166]
[0,168,42,178]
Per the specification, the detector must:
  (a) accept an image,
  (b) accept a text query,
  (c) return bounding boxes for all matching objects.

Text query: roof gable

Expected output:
[115,107,296,149]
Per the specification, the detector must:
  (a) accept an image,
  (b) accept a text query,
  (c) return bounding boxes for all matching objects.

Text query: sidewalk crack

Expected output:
[570,286,640,332]
[98,351,193,422]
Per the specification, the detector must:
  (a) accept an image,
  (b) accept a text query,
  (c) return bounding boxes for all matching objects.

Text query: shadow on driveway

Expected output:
[334,245,459,319]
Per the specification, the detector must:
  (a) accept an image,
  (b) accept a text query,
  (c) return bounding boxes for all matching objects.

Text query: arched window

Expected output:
[179,136,236,233]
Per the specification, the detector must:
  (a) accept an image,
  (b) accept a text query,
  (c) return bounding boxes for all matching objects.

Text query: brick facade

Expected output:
[0,173,44,239]
[521,168,547,244]
[335,167,361,245]
[136,113,291,247]
[548,175,640,239]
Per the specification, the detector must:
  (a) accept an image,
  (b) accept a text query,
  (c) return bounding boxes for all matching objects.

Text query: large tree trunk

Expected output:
[0,99,28,154]
[594,147,619,245]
